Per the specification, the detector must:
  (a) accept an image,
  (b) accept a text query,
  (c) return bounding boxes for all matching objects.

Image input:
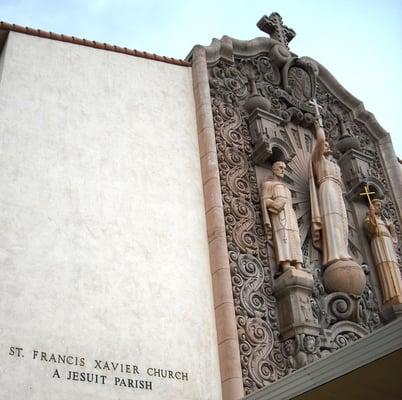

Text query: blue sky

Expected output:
[1,0,401,156]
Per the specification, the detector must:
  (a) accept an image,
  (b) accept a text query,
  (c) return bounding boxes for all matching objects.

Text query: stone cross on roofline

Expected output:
[257,12,296,49]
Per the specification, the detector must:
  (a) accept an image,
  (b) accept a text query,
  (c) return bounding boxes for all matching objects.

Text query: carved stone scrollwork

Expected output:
[206,16,399,391]
[308,261,381,333]
[237,254,269,317]
[330,321,369,348]
[333,332,360,348]
[235,254,285,393]
[282,333,320,372]
[243,318,277,386]
[325,292,355,321]
[274,269,320,339]
[282,57,318,102]
[357,286,381,331]
[315,82,402,268]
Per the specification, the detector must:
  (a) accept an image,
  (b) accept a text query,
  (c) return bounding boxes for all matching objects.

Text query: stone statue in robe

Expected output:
[309,121,352,266]
[261,161,303,272]
[364,199,402,305]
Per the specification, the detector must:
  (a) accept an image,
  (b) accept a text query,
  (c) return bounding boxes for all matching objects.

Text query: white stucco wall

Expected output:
[0,32,221,400]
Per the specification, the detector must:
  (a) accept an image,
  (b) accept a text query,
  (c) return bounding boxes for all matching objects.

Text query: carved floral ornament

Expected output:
[204,11,402,395]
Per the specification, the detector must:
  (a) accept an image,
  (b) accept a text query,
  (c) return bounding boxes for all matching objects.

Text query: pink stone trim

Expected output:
[191,45,244,400]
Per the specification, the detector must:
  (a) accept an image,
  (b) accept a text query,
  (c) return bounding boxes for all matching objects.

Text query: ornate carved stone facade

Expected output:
[201,12,401,396]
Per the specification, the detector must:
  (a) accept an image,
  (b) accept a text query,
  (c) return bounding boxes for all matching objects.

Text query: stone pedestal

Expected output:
[274,269,320,340]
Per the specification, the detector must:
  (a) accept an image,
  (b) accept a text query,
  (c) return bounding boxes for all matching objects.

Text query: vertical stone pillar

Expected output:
[190,45,244,400]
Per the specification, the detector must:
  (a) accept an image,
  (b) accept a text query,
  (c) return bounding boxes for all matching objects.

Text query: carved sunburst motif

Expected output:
[207,43,387,393]
[258,121,362,264]
[281,123,314,252]
[255,122,314,258]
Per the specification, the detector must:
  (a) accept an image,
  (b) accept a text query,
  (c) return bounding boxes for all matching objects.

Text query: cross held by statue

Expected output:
[360,185,376,207]
[309,98,323,127]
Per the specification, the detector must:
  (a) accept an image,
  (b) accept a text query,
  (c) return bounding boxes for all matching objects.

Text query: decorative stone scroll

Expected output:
[200,10,401,396]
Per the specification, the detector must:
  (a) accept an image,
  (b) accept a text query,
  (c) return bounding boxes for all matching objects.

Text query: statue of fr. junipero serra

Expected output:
[261,161,303,272]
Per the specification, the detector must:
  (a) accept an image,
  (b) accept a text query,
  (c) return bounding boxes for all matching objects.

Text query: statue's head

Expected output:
[283,339,296,355]
[272,161,286,178]
[304,335,317,353]
[372,198,382,215]
[323,141,332,156]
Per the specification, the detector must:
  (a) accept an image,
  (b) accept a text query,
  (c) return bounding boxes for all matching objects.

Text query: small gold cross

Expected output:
[359,185,376,206]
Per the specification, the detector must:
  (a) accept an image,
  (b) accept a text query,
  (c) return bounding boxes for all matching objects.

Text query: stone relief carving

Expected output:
[282,334,319,371]
[260,161,303,272]
[309,120,352,265]
[208,61,383,393]
[235,253,285,392]
[206,11,399,395]
[363,199,402,305]
[309,118,366,296]
[314,82,402,269]
[211,78,287,392]
[307,261,380,333]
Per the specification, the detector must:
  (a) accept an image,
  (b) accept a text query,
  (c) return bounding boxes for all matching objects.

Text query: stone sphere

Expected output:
[336,134,360,154]
[244,94,271,114]
[323,260,366,296]
[270,44,291,68]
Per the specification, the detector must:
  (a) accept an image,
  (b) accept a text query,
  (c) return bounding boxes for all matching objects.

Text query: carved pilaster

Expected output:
[274,269,320,340]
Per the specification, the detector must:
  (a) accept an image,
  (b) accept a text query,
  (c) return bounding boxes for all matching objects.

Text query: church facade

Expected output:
[0,12,401,400]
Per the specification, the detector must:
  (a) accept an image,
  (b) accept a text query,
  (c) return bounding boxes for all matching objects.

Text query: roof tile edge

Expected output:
[0,21,190,67]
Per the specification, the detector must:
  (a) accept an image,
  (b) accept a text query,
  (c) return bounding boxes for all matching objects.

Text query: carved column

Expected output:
[274,269,320,340]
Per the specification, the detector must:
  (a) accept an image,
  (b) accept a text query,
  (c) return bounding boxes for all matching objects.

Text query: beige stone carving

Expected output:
[274,269,320,340]
[309,119,365,296]
[261,161,303,271]
[309,121,351,266]
[364,199,402,305]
